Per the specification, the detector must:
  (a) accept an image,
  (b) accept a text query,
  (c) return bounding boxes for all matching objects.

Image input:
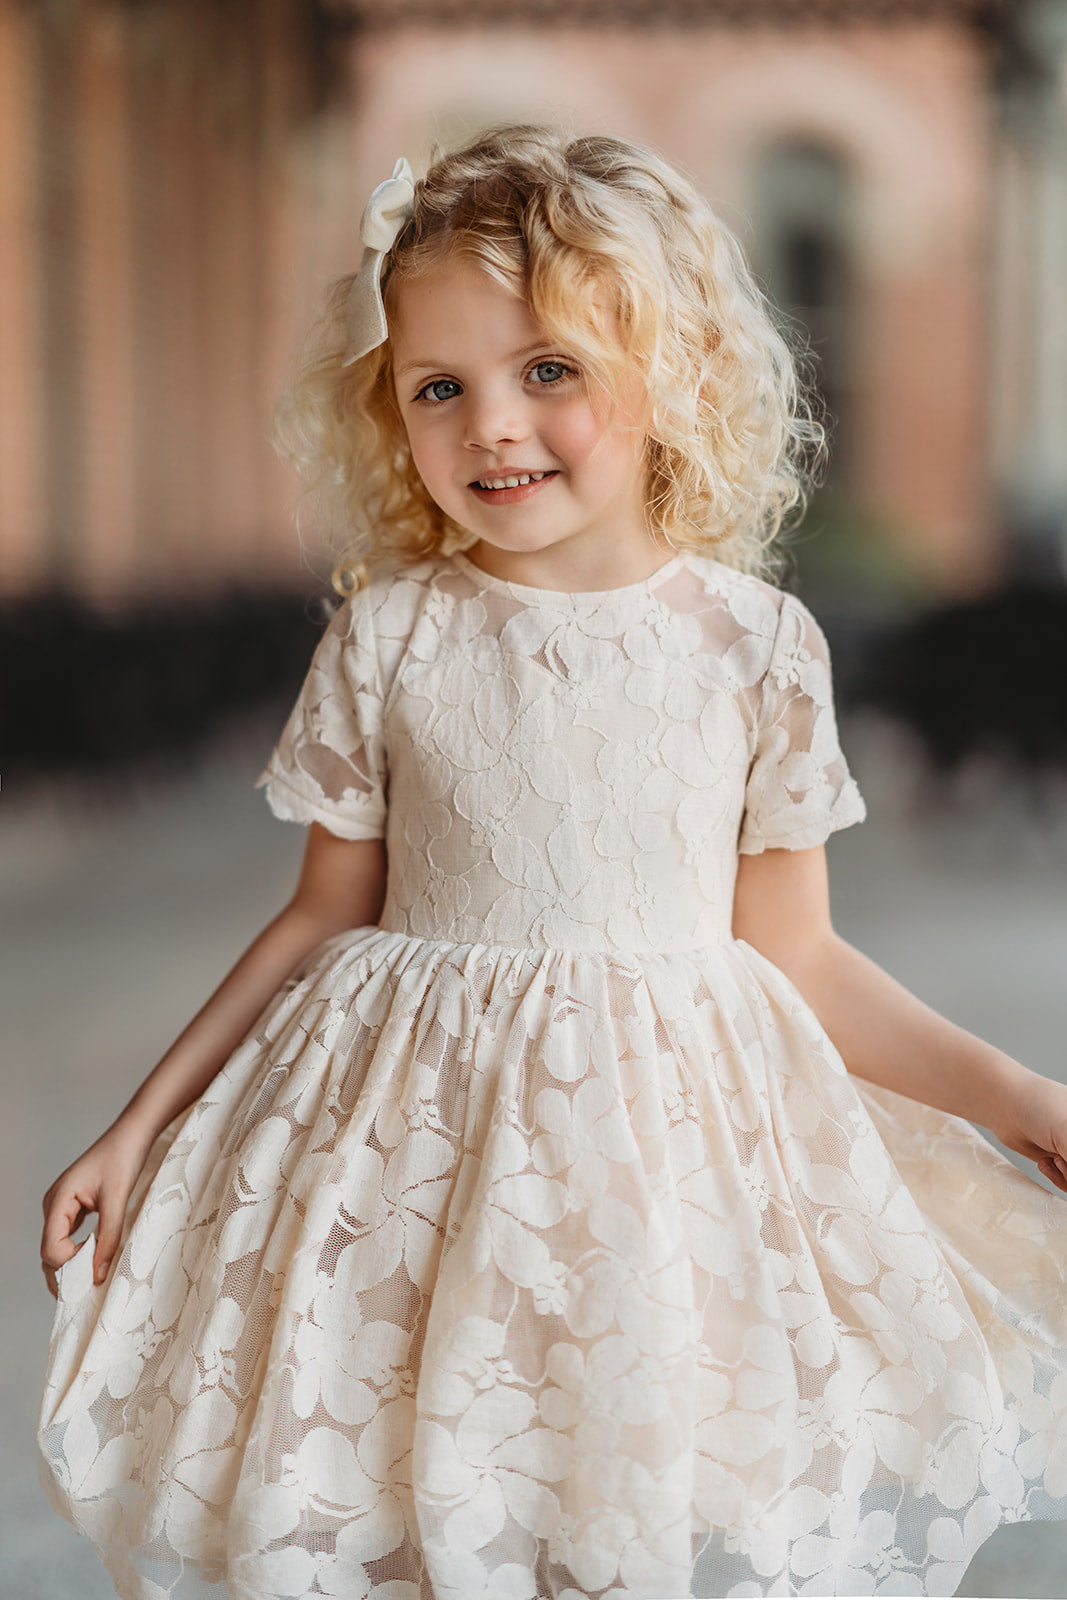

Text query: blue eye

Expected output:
[416,378,462,404]
[528,361,572,386]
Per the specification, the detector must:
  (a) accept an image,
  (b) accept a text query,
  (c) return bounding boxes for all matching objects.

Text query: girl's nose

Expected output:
[463,386,528,450]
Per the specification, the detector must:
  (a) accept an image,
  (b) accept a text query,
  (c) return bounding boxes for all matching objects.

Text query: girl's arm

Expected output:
[40,824,386,1295]
[732,843,1067,1194]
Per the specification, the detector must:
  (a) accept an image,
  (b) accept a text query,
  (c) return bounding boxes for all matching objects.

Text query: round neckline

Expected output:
[450,549,685,604]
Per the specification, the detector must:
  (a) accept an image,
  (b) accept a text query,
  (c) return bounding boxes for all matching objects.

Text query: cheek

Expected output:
[547,399,615,465]
[402,417,450,491]
[586,423,648,491]
[552,394,646,479]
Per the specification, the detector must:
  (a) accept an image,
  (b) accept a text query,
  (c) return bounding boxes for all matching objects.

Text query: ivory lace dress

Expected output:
[39,551,1067,1600]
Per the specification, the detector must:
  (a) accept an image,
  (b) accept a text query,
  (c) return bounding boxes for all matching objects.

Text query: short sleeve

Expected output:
[256,596,387,841]
[738,592,866,854]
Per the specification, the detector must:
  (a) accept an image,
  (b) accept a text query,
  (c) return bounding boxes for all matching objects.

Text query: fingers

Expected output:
[40,1189,89,1273]
[39,1251,80,1300]
[40,1198,88,1300]
[40,1141,139,1296]
[94,1191,126,1287]
[1037,1154,1067,1194]
[40,1184,119,1292]
[41,1174,100,1295]
[1042,1147,1067,1188]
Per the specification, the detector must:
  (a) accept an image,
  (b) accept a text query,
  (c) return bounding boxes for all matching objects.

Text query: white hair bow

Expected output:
[342,157,416,367]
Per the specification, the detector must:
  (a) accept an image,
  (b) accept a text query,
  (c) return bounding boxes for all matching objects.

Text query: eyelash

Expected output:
[412,360,577,406]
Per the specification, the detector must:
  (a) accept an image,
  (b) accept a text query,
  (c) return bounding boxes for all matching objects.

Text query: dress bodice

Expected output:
[260,551,865,952]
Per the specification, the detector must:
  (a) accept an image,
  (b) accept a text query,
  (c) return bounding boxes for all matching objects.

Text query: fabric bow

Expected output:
[342,156,416,367]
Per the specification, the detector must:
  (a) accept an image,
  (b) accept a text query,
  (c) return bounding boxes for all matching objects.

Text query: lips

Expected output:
[469,470,557,506]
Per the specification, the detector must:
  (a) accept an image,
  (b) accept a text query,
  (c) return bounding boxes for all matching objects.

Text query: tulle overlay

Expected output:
[39,554,1067,1597]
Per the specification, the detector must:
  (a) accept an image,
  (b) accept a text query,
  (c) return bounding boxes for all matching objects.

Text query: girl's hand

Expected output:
[38,832,386,1303]
[40,1123,152,1298]
[991,1072,1067,1195]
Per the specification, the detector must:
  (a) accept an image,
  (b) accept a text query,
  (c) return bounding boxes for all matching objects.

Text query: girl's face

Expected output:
[390,260,658,590]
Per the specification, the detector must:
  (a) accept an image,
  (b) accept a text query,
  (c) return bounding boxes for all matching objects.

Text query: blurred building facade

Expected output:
[0,0,331,604]
[2,0,1066,606]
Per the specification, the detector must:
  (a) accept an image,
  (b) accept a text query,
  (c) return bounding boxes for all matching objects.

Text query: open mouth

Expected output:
[469,471,558,506]
[472,471,553,491]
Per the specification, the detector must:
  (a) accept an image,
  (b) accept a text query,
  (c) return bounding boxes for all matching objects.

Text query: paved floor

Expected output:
[3,711,1067,1599]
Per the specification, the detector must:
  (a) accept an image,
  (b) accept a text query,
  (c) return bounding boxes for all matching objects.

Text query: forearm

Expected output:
[39,829,387,1290]
[107,901,350,1155]
[108,828,387,1155]
[779,930,1031,1134]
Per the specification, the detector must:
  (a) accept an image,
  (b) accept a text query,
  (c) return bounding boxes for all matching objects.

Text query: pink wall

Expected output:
[0,0,317,605]
[0,7,998,601]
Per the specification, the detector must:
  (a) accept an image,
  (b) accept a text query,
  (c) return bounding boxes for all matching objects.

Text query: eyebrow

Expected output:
[393,342,561,381]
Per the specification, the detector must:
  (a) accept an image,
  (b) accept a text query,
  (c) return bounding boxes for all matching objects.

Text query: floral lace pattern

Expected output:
[39,552,1067,1599]
[256,552,865,952]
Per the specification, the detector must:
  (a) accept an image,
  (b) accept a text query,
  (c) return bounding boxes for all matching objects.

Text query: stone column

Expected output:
[76,2,138,604]
[0,0,45,596]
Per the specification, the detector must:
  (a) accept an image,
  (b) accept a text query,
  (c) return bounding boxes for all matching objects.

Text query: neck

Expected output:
[463,537,676,595]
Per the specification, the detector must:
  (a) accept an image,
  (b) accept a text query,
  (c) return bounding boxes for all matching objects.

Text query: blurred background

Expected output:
[3,0,1067,1595]
[4,0,1067,769]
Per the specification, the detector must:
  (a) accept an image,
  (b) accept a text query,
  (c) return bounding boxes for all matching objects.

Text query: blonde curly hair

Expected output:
[275,124,823,592]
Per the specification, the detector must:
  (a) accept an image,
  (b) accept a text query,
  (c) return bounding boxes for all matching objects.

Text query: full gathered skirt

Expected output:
[39,929,1067,1600]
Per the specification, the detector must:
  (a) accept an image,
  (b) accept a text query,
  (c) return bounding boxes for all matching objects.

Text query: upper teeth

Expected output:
[478,472,547,489]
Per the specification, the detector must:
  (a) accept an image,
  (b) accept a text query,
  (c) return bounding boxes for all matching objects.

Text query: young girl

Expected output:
[39,126,1067,1600]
